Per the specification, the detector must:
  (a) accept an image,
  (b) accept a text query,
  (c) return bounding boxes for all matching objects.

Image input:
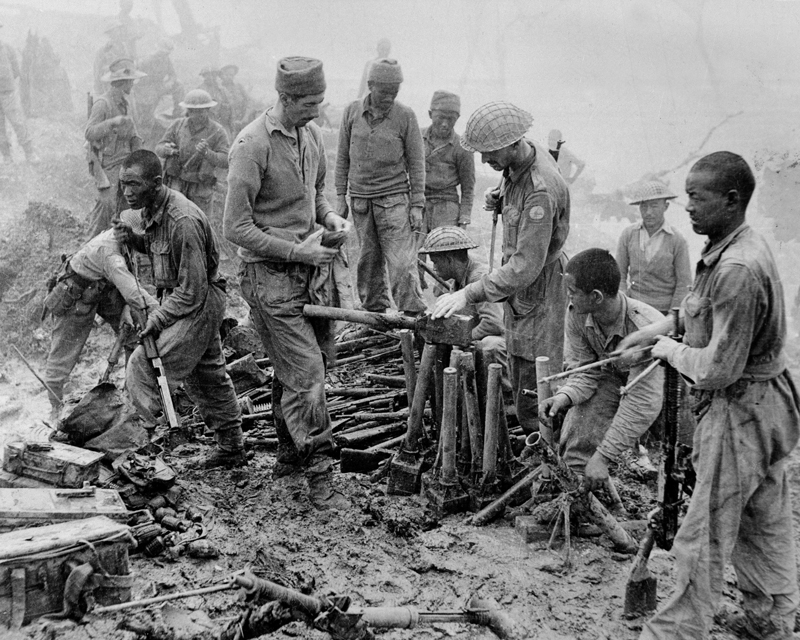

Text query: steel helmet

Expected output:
[628,180,677,205]
[461,101,533,153]
[418,226,479,254]
[179,89,217,109]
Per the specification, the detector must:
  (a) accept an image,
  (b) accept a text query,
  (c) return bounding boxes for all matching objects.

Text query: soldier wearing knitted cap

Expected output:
[616,180,691,315]
[421,90,475,231]
[335,58,426,317]
[420,227,510,399]
[224,56,353,510]
[432,101,570,434]
[85,58,145,238]
[155,89,230,218]
[43,208,158,426]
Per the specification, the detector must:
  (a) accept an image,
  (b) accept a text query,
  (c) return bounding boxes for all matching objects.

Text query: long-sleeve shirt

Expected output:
[156,117,230,185]
[85,87,142,170]
[464,141,569,306]
[137,188,220,332]
[422,127,475,225]
[663,224,787,389]
[616,221,692,314]
[457,258,504,340]
[559,295,665,461]
[335,95,426,207]
[69,227,158,313]
[224,108,333,263]
[0,42,20,93]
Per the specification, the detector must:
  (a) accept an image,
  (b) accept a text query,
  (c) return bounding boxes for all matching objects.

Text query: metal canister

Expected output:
[161,516,189,532]
[187,539,219,559]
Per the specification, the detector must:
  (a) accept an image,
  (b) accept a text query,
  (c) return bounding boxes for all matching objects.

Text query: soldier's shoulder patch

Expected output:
[529,205,546,221]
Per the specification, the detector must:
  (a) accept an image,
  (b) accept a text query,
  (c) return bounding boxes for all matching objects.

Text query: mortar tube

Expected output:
[441,367,459,485]
[460,351,484,477]
[535,356,553,445]
[434,347,462,470]
[399,329,417,409]
[482,363,502,484]
[402,341,437,452]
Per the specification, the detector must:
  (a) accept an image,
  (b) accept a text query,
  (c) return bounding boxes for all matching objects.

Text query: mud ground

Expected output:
[2,115,800,640]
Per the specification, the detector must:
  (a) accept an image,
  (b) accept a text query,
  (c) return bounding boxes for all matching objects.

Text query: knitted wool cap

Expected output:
[430,90,460,114]
[628,181,677,205]
[368,58,403,84]
[418,226,478,254]
[275,57,326,95]
[461,101,533,153]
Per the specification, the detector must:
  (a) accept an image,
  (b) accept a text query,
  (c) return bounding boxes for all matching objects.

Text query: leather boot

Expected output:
[305,457,349,511]
[193,427,247,469]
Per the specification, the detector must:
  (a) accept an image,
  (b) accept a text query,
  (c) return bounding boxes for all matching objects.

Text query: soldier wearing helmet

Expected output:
[155,89,230,217]
[419,227,510,399]
[432,101,570,434]
[616,180,692,315]
[85,57,145,237]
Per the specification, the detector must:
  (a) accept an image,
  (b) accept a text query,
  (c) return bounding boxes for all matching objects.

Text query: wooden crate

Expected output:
[0,517,134,628]
[3,441,104,488]
[0,486,130,528]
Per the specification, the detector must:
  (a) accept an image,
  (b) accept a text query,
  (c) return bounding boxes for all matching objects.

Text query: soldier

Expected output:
[619,152,800,640]
[135,38,182,144]
[155,89,230,218]
[422,91,475,231]
[43,209,158,422]
[198,67,233,134]
[85,57,145,238]
[0,24,38,163]
[116,149,246,469]
[616,180,692,315]
[418,226,510,396]
[432,102,570,433]
[224,57,352,509]
[538,249,664,481]
[219,64,250,135]
[335,58,426,317]
[548,128,585,184]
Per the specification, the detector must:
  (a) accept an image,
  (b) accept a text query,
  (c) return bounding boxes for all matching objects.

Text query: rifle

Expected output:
[623,308,695,618]
[130,307,180,430]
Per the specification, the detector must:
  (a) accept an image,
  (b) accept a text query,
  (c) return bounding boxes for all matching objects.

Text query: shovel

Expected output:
[61,321,132,442]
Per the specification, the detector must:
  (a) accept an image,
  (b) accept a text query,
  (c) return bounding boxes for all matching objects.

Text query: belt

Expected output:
[64,263,98,290]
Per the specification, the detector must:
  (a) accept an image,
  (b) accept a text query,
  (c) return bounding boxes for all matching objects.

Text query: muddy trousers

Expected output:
[87,165,125,239]
[126,284,242,438]
[44,286,126,407]
[351,193,426,314]
[240,261,334,464]
[640,373,800,640]
[0,89,32,156]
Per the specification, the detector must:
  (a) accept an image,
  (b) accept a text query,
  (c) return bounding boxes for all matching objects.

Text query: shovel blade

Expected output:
[623,566,658,619]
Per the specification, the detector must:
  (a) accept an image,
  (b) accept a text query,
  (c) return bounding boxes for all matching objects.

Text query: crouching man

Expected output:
[539,248,664,486]
[418,226,509,394]
[116,149,246,469]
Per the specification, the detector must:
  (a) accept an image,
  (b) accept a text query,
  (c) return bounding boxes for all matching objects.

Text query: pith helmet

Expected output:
[418,226,478,254]
[101,58,146,83]
[179,89,217,109]
[628,181,677,205]
[461,101,533,153]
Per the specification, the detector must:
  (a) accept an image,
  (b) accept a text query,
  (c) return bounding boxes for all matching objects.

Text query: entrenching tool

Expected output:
[131,308,180,430]
[422,366,469,514]
[624,308,693,618]
[485,187,502,273]
[302,305,475,348]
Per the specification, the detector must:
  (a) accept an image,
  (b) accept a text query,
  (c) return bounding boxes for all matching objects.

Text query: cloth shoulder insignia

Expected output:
[529,206,545,221]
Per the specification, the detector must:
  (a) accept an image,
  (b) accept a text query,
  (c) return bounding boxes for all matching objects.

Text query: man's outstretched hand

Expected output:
[431,289,467,318]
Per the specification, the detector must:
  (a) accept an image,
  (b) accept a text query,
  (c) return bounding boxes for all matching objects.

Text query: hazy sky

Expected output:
[2,0,800,190]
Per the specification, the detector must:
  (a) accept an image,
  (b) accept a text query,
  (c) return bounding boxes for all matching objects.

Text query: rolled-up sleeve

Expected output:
[103,251,159,313]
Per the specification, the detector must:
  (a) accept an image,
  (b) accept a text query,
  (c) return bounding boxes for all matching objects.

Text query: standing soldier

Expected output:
[198,67,233,134]
[135,38,182,145]
[155,89,230,219]
[116,149,246,469]
[0,24,38,163]
[93,22,129,96]
[548,128,585,185]
[433,102,570,432]
[335,58,426,316]
[422,90,474,231]
[85,58,145,238]
[219,64,250,135]
[224,57,352,509]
